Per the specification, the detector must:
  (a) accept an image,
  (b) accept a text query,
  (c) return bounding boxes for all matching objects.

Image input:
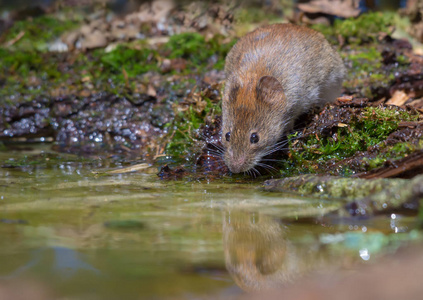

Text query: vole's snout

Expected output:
[225,149,248,174]
[231,156,246,174]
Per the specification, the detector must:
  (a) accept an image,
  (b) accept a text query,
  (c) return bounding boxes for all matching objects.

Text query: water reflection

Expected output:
[223,211,291,291]
[223,211,327,292]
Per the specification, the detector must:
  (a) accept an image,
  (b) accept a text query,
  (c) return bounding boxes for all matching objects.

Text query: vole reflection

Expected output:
[223,211,319,292]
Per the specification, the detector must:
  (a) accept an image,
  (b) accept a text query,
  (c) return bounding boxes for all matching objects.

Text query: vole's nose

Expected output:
[236,155,246,166]
[225,149,248,173]
[228,155,247,174]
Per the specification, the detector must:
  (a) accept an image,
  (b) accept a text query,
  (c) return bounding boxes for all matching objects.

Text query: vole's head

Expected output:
[222,75,288,174]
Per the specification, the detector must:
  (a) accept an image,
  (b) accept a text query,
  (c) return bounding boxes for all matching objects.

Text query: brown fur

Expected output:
[222,23,346,173]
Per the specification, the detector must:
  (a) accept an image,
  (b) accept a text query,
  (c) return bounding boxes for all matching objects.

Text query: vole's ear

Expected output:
[257,76,285,105]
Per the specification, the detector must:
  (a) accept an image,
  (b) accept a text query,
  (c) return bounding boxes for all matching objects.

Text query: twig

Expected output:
[5,31,25,47]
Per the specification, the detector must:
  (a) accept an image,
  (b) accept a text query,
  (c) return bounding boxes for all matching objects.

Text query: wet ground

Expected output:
[1,143,422,299]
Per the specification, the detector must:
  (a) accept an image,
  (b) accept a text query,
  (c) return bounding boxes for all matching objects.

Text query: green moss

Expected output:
[336,12,392,44]
[60,34,236,94]
[369,73,386,81]
[280,107,419,176]
[341,45,406,98]
[0,48,70,106]
[1,49,56,79]
[363,141,420,170]
[98,46,158,77]
[205,35,237,70]
[312,13,407,99]
[235,7,282,24]
[2,15,79,51]
[165,33,208,64]
[164,90,222,160]
[362,106,416,137]
[0,25,236,105]
[313,12,393,45]
[0,48,42,76]
[164,33,236,71]
[347,47,382,70]
[396,54,409,65]
[341,47,384,87]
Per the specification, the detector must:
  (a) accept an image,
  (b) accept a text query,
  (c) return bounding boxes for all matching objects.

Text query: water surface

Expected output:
[0,143,419,299]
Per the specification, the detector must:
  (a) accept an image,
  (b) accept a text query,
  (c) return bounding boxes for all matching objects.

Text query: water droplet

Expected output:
[359,248,370,261]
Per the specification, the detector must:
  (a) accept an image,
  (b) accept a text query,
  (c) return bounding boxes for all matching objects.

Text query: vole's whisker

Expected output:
[209,144,225,152]
[202,148,222,154]
[264,145,287,153]
[203,150,224,157]
[256,162,278,174]
[204,145,224,152]
[201,153,222,160]
[263,145,288,153]
[271,140,290,148]
[277,140,290,146]
[266,140,289,149]
[262,146,289,156]
[260,158,280,162]
[251,167,261,178]
[205,144,225,153]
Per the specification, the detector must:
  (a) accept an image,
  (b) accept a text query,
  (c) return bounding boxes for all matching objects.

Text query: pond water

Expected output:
[0,143,420,299]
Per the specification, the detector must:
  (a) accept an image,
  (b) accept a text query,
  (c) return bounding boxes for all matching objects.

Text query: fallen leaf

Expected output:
[386,90,409,106]
[298,0,361,18]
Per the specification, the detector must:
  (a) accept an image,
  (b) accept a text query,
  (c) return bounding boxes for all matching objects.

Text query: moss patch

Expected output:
[164,85,223,160]
[99,46,158,77]
[0,28,235,104]
[312,12,393,45]
[340,45,409,98]
[164,33,236,72]
[280,106,420,177]
[3,15,80,51]
[311,12,411,99]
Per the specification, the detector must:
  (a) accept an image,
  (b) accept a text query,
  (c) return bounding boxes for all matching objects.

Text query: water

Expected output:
[0,143,420,299]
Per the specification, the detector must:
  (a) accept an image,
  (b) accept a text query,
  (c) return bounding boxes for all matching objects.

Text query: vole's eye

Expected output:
[225,132,231,142]
[250,133,259,144]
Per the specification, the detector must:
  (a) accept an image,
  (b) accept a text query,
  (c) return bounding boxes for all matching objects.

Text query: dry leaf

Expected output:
[386,90,409,106]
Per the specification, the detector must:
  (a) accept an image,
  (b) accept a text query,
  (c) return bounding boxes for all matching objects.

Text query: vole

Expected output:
[222,23,346,174]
